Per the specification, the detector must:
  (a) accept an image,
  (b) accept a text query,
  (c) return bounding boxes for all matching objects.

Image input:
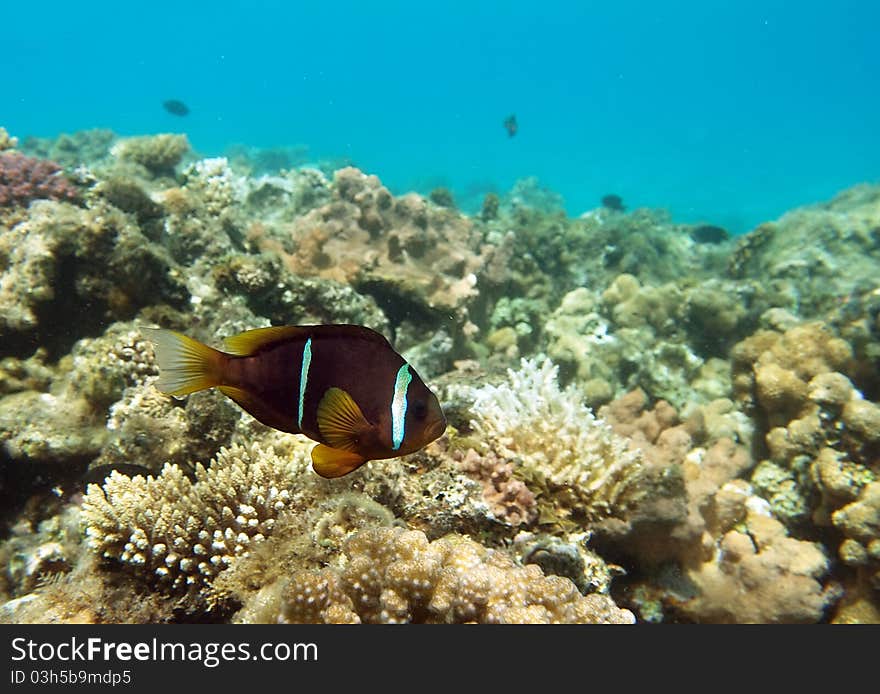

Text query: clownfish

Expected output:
[146,325,446,478]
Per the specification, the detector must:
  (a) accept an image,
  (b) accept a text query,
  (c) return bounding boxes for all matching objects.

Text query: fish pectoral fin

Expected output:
[316,387,372,452]
[311,444,367,478]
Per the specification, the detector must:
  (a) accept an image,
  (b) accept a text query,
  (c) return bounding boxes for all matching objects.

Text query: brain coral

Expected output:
[82,443,303,610]
[236,526,633,624]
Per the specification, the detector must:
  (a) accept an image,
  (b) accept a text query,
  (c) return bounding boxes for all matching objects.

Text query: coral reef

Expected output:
[590,389,836,622]
[81,443,302,610]
[728,184,880,317]
[111,134,190,178]
[234,527,633,624]
[0,127,18,151]
[20,129,115,169]
[258,167,488,327]
[676,482,833,623]
[0,200,188,356]
[3,129,880,624]
[466,358,645,525]
[0,152,80,208]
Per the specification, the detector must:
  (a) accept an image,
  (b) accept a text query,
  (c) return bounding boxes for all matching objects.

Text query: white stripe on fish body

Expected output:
[298,337,312,428]
[390,364,412,451]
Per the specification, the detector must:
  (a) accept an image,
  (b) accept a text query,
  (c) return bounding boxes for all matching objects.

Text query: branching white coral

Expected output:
[467,357,644,521]
[82,442,307,609]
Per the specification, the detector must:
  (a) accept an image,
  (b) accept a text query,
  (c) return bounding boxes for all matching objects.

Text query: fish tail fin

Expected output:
[145,328,226,397]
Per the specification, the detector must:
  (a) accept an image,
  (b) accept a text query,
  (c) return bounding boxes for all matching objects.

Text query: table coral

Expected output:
[82,443,303,610]
[236,526,633,624]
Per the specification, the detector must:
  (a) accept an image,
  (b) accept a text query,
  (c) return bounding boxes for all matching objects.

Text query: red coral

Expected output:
[0,152,80,208]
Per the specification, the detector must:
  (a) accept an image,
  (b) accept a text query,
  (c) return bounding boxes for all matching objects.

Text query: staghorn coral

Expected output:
[81,443,303,610]
[235,526,633,624]
[0,152,79,208]
[466,357,645,525]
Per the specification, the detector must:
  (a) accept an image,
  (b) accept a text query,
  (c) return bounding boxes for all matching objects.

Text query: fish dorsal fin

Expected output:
[317,387,372,451]
[222,324,392,356]
[223,326,311,356]
[311,444,367,478]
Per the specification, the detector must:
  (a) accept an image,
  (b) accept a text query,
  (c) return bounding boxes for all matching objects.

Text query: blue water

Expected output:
[3,1,878,232]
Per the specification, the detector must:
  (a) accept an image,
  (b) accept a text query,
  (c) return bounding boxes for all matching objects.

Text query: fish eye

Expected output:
[412,400,428,420]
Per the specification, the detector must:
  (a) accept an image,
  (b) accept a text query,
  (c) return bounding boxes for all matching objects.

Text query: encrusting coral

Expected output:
[234,526,633,624]
[0,152,80,208]
[81,443,303,610]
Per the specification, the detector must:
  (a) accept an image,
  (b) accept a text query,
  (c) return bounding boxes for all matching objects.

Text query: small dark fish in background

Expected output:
[691,224,730,244]
[503,114,518,137]
[162,99,190,117]
[601,194,625,212]
[148,324,447,478]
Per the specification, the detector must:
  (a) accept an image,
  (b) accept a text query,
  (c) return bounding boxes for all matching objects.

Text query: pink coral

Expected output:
[455,448,537,527]
[0,153,79,208]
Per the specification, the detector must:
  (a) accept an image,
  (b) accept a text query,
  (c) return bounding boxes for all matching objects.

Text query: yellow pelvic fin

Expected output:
[311,444,367,478]
[316,387,372,452]
[145,328,224,397]
[223,325,311,356]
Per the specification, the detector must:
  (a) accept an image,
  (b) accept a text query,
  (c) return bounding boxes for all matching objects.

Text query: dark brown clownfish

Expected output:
[146,325,446,478]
